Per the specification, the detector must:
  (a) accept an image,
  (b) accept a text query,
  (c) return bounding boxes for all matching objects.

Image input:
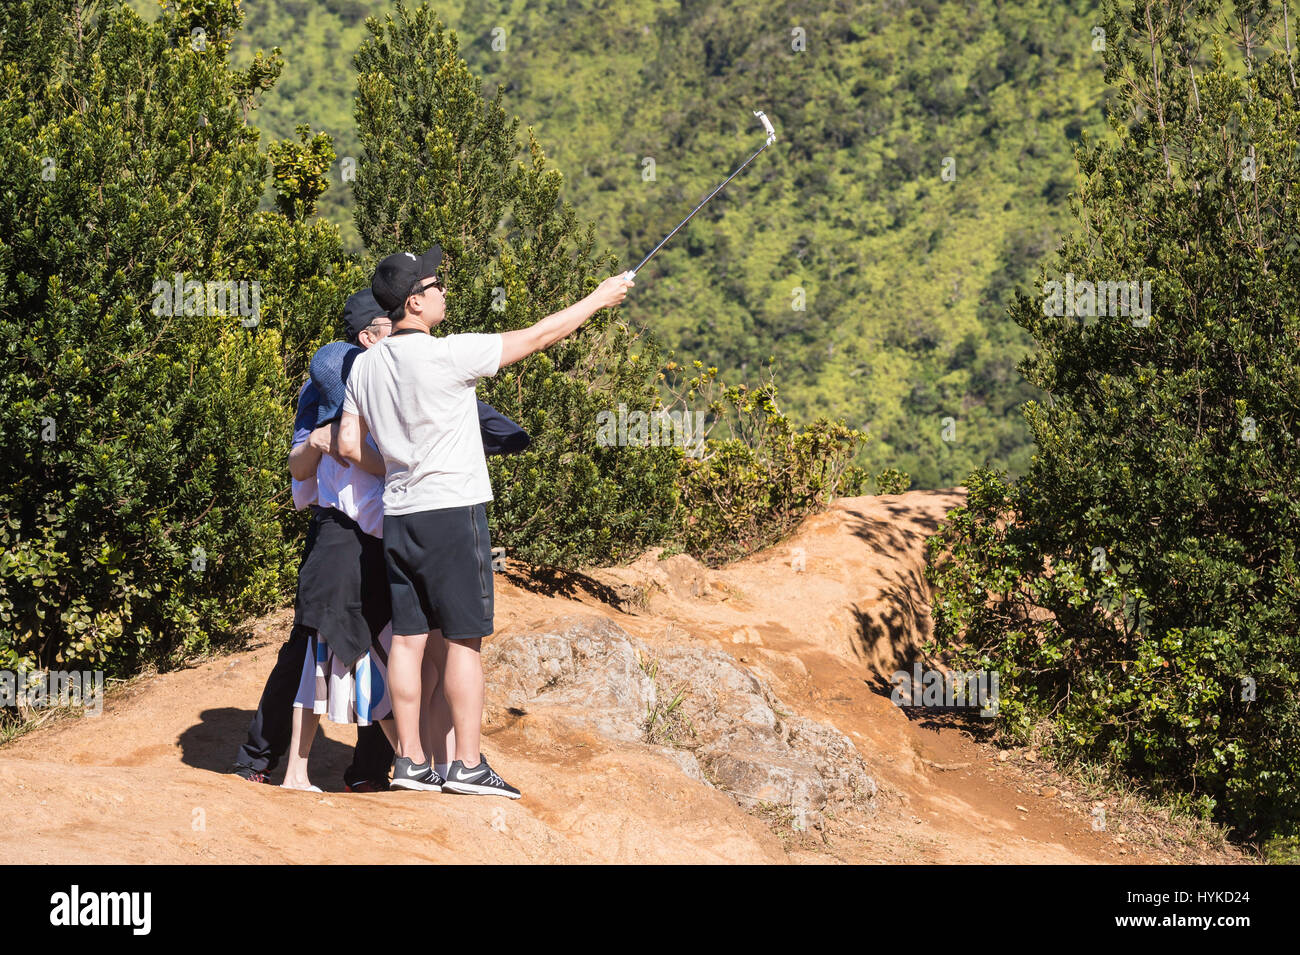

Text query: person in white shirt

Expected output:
[233,289,397,792]
[280,339,395,792]
[340,244,631,796]
[276,290,534,793]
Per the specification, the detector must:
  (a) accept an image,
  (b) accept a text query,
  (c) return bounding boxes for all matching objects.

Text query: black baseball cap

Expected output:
[371,245,443,319]
[342,287,386,342]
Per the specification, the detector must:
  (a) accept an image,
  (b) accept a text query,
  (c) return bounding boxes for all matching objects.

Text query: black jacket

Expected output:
[476,400,531,456]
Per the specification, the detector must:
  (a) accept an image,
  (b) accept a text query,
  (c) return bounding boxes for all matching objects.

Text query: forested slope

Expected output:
[216,0,1110,486]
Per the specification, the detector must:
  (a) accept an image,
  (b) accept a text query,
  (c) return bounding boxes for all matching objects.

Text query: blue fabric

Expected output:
[309,341,363,426]
[293,380,320,449]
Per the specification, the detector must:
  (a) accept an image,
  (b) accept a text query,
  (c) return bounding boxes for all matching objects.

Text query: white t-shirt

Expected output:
[343,331,503,515]
[317,434,385,538]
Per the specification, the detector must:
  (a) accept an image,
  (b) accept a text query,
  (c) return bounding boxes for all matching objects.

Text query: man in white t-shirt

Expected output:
[340,244,631,796]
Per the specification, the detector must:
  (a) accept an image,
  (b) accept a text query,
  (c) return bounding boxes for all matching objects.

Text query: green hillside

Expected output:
[216,0,1110,487]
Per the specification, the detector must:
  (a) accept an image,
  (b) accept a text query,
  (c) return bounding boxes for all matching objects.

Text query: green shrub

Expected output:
[671,363,868,565]
[926,0,1300,839]
[875,468,912,495]
[0,0,355,677]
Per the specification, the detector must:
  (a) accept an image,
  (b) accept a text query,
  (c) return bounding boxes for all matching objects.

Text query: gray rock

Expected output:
[484,617,653,743]
[483,615,876,822]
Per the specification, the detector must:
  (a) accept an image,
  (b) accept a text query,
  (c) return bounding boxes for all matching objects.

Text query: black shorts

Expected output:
[383,503,494,640]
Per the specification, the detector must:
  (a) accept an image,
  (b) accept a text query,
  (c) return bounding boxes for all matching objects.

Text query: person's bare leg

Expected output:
[281,705,321,790]
[421,632,456,772]
[389,632,429,763]
[417,635,441,759]
[443,637,483,766]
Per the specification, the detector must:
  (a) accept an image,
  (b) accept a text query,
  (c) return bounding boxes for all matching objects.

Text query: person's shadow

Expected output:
[178,707,358,792]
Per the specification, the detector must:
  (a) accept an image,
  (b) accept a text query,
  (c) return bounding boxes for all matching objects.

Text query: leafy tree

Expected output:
[927,0,1300,838]
[268,123,337,221]
[0,0,356,679]
[351,1,683,567]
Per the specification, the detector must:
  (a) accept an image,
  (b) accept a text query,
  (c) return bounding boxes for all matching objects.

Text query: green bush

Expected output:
[671,363,867,565]
[0,0,355,677]
[926,0,1300,839]
[875,468,912,495]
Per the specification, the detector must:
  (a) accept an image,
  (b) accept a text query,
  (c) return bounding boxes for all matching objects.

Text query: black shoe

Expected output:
[344,778,390,793]
[442,756,521,799]
[235,767,273,785]
[390,756,444,792]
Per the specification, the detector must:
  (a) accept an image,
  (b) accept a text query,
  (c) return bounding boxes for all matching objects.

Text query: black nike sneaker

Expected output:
[442,756,521,799]
[390,756,445,792]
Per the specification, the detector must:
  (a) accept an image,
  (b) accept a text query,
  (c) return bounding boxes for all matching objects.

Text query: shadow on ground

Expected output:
[178,707,358,793]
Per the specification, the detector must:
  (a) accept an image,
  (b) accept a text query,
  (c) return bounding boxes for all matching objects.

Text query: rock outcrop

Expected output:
[484,615,876,827]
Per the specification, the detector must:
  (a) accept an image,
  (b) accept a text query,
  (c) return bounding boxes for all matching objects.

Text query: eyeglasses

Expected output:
[365,318,392,333]
[411,275,445,295]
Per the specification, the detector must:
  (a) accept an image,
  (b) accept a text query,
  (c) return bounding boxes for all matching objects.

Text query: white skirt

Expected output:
[293,624,393,725]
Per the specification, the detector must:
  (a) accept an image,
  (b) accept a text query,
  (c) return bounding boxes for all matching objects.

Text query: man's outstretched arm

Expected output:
[498,274,632,368]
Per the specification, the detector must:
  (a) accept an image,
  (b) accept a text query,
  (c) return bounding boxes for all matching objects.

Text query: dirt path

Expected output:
[0,491,1248,864]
